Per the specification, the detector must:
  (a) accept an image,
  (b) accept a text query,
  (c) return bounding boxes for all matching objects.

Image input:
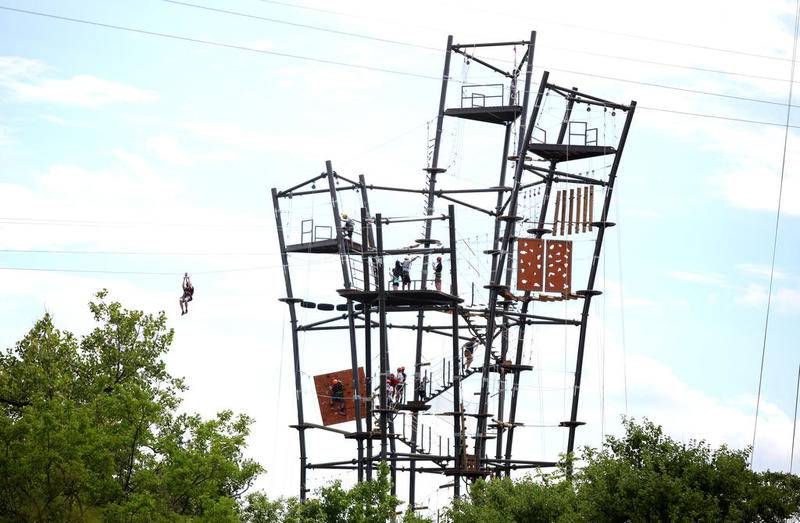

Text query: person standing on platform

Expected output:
[391,260,402,290]
[386,373,399,407]
[433,256,443,291]
[401,255,419,290]
[396,366,407,403]
[417,372,428,401]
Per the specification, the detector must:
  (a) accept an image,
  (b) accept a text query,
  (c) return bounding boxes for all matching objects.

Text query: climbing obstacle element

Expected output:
[516,239,573,294]
[314,367,367,426]
[552,186,594,235]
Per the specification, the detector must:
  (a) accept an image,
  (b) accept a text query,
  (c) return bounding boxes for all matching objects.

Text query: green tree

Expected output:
[0,291,262,522]
[448,418,800,523]
[241,463,430,523]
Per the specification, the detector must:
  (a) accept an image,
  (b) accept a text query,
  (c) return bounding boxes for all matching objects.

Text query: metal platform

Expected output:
[527,143,617,162]
[286,238,362,254]
[444,105,523,125]
[337,288,463,307]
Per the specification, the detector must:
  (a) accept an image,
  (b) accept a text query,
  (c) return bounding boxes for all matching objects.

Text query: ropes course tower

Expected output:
[271,30,636,511]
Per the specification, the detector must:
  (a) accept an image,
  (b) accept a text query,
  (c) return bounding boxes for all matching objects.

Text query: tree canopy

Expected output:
[0,291,262,522]
[448,418,800,523]
[3,292,798,522]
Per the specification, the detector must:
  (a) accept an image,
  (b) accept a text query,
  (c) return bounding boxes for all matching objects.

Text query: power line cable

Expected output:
[443,1,794,63]
[750,0,800,469]
[0,265,284,275]
[162,0,442,52]
[0,248,277,256]
[170,0,800,107]
[253,0,793,63]
[635,105,800,128]
[0,216,268,229]
[791,363,799,473]
[3,4,799,130]
[540,65,800,109]
[183,0,794,85]
[0,5,450,82]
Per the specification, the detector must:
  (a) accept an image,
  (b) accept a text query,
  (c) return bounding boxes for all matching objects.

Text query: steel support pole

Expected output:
[566,102,636,459]
[474,31,539,465]
[271,188,308,501]
[505,79,575,473]
[359,207,375,481]
[375,213,389,469]
[326,161,364,481]
[409,34,453,508]
[358,177,376,480]
[493,121,515,466]
[447,204,462,498]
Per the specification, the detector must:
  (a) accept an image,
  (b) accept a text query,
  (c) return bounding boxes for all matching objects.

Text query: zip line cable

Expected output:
[750,0,800,469]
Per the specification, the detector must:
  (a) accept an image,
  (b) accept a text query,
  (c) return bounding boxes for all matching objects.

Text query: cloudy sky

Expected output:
[1,0,799,511]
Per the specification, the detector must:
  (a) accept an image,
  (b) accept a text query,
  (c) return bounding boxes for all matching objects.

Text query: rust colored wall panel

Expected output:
[516,239,544,291]
[314,367,367,426]
[545,240,572,293]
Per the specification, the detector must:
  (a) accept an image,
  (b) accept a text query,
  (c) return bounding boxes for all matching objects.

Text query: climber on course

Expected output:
[179,273,194,316]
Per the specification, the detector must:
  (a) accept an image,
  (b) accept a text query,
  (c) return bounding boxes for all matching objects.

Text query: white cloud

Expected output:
[710,161,800,216]
[736,263,792,281]
[10,75,158,107]
[180,121,288,152]
[0,55,158,107]
[146,134,237,166]
[40,114,67,125]
[0,126,12,145]
[737,282,800,313]
[668,270,726,285]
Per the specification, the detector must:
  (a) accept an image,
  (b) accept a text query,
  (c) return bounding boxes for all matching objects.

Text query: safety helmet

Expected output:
[398,366,405,371]
[342,213,348,219]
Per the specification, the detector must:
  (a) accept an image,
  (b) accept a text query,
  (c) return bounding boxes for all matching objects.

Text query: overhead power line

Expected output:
[3,4,798,128]
[173,0,797,90]
[0,265,281,276]
[166,0,800,111]
[254,0,793,63]
[0,5,449,82]
[0,216,268,229]
[162,0,441,51]
[0,248,277,256]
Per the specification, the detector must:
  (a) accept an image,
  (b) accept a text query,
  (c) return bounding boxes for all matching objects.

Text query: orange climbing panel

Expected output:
[314,367,367,426]
[545,240,572,293]
[516,239,544,292]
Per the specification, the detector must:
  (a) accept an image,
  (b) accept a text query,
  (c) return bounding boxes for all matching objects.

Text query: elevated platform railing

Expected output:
[460,84,505,108]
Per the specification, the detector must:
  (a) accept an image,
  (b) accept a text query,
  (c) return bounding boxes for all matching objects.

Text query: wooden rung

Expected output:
[552,190,561,236]
[559,190,567,236]
[576,187,582,235]
[582,185,588,232]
